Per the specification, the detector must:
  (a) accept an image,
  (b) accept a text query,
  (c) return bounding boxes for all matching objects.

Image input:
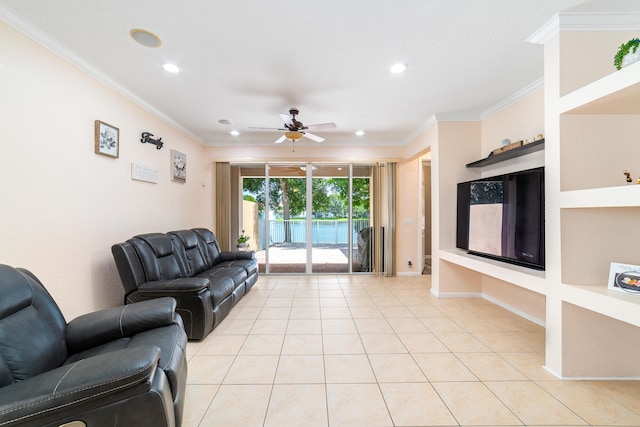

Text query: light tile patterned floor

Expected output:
[183,275,640,427]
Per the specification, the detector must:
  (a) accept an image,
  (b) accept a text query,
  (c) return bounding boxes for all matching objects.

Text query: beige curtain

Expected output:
[215,162,231,250]
[373,162,396,276]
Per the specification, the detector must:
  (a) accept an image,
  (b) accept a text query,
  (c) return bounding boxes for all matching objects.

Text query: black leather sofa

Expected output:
[0,264,188,427]
[111,228,259,340]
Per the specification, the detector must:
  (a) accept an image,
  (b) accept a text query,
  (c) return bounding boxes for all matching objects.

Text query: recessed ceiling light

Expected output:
[355,130,365,136]
[130,29,162,48]
[218,119,233,125]
[230,130,240,136]
[390,63,407,74]
[163,63,180,73]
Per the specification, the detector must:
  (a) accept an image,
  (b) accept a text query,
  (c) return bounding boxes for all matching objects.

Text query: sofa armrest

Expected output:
[220,251,255,261]
[0,346,160,426]
[137,277,210,296]
[66,297,177,353]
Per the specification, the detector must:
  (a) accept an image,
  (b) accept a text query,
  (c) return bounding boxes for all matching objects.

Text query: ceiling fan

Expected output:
[250,108,336,144]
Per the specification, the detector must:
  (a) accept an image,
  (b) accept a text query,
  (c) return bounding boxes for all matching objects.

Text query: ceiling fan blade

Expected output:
[279,113,294,128]
[303,132,324,143]
[274,135,286,144]
[248,126,286,130]
[305,122,337,131]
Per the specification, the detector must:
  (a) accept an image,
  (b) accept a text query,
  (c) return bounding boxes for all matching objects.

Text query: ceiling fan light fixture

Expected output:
[285,131,303,141]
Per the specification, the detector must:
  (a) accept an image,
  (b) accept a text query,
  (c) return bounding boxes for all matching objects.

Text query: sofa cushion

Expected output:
[130,233,185,281]
[169,230,211,275]
[139,233,174,257]
[192,228,222,265]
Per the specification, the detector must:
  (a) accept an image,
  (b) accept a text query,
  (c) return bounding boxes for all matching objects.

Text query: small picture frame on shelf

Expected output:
[171,149,186,183]
[608,262,640,294]
[94,120,119,158]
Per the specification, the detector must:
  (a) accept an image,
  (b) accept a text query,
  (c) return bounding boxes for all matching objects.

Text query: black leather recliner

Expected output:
[0,264,188,427]
[111,228,258,340]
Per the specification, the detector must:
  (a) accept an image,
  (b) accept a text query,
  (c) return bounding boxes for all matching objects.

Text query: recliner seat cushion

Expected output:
[201,275,235,306]
[220,258,258,276]
[199,265,247,289]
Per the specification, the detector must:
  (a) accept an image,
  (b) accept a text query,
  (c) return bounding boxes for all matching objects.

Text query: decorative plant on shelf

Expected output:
[237,231,251,245]
[614,38,640,70]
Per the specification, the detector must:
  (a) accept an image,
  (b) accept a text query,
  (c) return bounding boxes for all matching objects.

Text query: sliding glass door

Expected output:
[310,165,349,273]
[240,163,375,274]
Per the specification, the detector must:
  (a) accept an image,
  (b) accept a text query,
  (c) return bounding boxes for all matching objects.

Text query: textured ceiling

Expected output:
[1,0,635,148]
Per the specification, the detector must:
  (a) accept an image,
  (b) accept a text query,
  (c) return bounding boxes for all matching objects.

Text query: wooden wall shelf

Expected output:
[466,138,545,168]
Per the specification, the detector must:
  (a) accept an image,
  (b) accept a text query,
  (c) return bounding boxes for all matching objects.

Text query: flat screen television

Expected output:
[456,167,545,270]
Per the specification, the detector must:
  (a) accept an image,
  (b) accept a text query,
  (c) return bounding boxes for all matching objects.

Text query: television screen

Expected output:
[456,167,544,270]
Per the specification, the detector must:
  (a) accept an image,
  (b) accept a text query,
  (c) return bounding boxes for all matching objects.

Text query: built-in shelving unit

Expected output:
[560,185,640,208]
[549,30,640,377]
[558,61,640,329]
[560,284,640,328]
[465,138,545,168]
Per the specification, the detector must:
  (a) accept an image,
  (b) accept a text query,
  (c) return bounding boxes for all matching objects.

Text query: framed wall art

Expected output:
[171,149,186,183]
[94,120,119,158]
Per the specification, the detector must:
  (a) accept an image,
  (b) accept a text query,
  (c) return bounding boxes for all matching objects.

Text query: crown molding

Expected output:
[405,77,543,144]
[480,77,544,119]
[0,5,204,144]
[433,113,481,122]
[528,11,640,45]
[401,114,438,146]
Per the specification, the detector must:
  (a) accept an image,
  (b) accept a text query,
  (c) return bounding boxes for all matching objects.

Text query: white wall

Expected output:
[0,21,213,320]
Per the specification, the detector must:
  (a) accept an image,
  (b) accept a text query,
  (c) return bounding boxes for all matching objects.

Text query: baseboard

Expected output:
[429,290,545,327]
[481,294,545,327]
[430,289,482,298]
[396,271,421,276]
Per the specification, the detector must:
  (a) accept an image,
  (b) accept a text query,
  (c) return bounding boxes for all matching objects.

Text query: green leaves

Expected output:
[614,38,640,70]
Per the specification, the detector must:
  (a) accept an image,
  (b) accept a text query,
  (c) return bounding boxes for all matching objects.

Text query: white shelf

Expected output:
[439,248,547,295]
[560,283,640,328]
[560,185,640,208]
[559,61,640,115]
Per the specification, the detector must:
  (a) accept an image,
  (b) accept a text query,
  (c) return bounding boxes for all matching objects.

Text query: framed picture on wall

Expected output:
[172,149,186,183]
[608,262,640,294]
[94,120,119,158]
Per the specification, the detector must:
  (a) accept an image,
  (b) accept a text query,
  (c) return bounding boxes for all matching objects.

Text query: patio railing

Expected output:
[257,219,370,249]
